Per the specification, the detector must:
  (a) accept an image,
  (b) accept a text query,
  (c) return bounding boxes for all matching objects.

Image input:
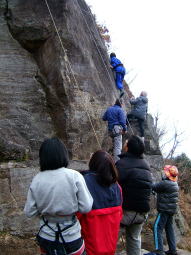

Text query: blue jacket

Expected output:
[78,171,122,255]
[110,56,126,75]
[103,105,127,131]
[83,171,122,209]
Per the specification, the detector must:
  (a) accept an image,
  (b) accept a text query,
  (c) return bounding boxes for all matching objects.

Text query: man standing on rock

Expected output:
[116,135,153,255]
[127,91,148,140]
[102,99,127,162]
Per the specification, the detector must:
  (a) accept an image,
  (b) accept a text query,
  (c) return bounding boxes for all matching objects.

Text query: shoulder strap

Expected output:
[117,182,123,205]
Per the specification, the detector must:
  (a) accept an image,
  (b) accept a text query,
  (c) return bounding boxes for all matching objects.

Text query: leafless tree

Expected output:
[153,112,184,159]
[165,128,184,159]
[154,112,167,141]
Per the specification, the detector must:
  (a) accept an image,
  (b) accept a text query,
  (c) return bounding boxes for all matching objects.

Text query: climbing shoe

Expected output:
[143,252,163,255]
[119,91,124,98]
[165,251,178,255]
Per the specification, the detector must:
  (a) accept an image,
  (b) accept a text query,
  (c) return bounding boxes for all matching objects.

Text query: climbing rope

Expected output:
[76,3,137,90]
[44,0,102,149]
[74,0,115,86]
[74,0,137,137]
[126,118,134,135]
[75,2,137,135]
[44,0,137,144]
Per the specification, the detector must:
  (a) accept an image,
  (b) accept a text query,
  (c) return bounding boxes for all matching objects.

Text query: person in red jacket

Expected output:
[78,150,123,255]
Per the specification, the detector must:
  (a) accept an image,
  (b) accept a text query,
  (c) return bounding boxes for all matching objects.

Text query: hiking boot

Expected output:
[143,253,158,255]
[143,252,164,255]
[119,90,124,98]
[165,251,178,255]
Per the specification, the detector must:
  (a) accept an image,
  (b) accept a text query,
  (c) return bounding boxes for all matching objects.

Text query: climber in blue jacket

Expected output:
[110,52,126,98]
[103,99,127,162]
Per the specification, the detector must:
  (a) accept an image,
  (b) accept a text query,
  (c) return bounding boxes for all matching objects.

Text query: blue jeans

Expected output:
[153,212,176,253]
[115,72,124,90]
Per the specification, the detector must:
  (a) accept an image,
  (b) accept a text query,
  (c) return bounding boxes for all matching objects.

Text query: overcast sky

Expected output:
[86,0,191,158]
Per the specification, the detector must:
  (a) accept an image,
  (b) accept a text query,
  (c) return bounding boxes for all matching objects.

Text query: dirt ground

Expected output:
[115,224,191,255]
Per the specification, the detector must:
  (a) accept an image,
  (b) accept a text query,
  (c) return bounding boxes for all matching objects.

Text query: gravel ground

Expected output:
[116,249,191,255]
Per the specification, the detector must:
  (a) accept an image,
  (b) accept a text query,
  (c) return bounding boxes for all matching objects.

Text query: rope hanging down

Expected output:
[75,1,135,136]
[74,0,114,85]
[77,2,138,134]
[126,118,134,135]
[44,0,101,149]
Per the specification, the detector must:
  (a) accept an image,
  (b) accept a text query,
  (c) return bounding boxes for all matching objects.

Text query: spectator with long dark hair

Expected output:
[24,137,93,255]
[78,150,122,255]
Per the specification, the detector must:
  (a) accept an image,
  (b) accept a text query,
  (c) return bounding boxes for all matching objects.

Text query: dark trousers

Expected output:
[153,212,176,253]
[127,114,145,137]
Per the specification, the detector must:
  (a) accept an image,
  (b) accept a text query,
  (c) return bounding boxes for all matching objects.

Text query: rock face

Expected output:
[0,0,53,161]
[0,160,89,255]
[0,0,186,254]
[0,0,120,162]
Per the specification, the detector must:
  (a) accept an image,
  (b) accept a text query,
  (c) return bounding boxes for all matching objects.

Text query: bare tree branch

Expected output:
[165,129,184,159]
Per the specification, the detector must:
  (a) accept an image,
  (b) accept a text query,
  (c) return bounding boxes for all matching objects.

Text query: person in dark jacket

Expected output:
[78,150,122,255]
[152,165,179,255]
[110,53,126,98]
[116,135,152,255]
[127,91,148,139]
[103,99,127,162]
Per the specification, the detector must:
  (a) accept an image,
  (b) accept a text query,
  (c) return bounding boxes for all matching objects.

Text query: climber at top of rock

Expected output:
[110,52,126,98]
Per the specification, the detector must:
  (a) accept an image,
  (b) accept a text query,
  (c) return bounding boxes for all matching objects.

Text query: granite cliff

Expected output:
[0,0,186,254]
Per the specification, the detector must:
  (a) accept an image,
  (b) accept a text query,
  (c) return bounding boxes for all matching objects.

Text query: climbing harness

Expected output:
[36,216,85,255]
[109,126,123,138]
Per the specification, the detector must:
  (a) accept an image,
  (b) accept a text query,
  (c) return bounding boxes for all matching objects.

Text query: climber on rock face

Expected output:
[110,52,126,98]
[102,99,127,162]
[127,91,148,140]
